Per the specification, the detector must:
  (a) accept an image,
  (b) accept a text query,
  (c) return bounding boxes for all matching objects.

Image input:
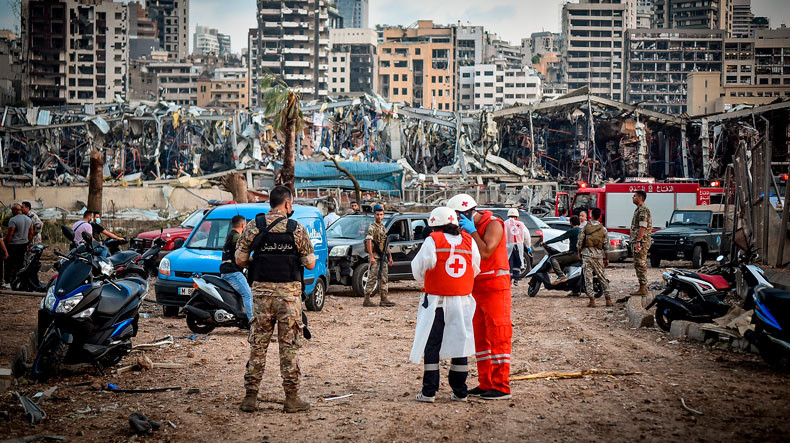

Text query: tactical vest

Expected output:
[248,215,301,284]
[583,223,605,249]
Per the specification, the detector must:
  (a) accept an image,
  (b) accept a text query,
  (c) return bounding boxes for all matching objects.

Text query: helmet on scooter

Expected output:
[447,194,477,212]
[428,207,458,227]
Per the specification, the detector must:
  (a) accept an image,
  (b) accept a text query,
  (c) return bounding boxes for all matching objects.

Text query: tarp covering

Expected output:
[278,161,403,193]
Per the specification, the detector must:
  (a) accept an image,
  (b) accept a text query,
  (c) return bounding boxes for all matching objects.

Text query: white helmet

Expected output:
[507,208,519,218]
[428,207,458,227]
[447,193,477,212]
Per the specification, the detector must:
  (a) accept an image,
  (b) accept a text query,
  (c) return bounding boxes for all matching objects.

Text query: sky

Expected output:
[1,0,790,54]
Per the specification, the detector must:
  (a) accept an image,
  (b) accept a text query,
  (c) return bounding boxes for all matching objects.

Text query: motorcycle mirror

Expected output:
[61,225,75,242]
[81,231,94,249]
[716,255,725,263]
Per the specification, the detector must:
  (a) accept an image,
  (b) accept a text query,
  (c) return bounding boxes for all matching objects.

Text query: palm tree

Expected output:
[261,73,305,195]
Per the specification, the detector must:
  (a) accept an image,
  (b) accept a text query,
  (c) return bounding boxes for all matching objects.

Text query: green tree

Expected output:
[261,73,305,195]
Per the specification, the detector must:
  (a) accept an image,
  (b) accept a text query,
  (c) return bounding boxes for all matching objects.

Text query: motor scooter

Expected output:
[12,244,48,292]
[524,244,603,298]
[182,275,250,334]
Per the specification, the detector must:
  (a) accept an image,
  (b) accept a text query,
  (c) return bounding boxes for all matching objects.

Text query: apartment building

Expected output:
[129,1,160,59]
[653,0,732,34]
[248,0,332,106]
[0,31,23,105]
[145,0,189,61]
[562,0,635,101]
[625,29,724,114]
[521,32,563,61]
[688,71,790,115]
[217,33,231,56]
[327,28,377,95]
[194,25,219,56]
[485,35,522,69]
[197,67,248,109]
[128,59,201,105]
[636,0,654,28]
[22,0,129,106]
[458,64,542,111]
[378,21,455,111]
[335,0,368,29]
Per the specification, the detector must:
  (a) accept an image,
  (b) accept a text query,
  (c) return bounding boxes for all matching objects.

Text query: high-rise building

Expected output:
[335,0,368,29]
[458,63,542,111]
[0,30,23,105]
[562,0,635,101]
[194,25,219,56]
[653,0,732,34]
[484,34,522,69]
[327,28,377,95]
[128,59,201,105]
[521,32,562,61]
[731,0,769,38]
[217,33,231,56]
[248,0,331,105]
[377,21,455,111]
[21,0,129,105]
[625,28,724,114]
[636,0,654,28]
[145,0,189,61]
[128,1,160,59]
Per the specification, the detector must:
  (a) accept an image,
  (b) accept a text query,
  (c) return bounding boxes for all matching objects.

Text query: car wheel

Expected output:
[692,245,704,269]
[352,263,376,298]
[650,254,661,268]
[305,278,326,312]
[163,306,180,317]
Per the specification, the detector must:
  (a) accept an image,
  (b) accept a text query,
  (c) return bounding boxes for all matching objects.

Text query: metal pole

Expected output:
[761,116,771,264]
[680,124,689,178]
[313,0,320,100]
[528,110,535,178]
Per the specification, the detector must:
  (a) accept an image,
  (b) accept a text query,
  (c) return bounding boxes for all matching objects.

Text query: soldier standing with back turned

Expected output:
[630,190,652,296]
[578,207,610,307]
[236,186,316,413]
[364,204,395,307]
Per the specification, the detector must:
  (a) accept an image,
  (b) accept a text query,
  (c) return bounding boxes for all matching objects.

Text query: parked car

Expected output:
[155,203,329,316]
[481,207,565,263]
[131,208,207,263]
[542,219,630,262]
[327,212,429,296]
[649,205,725,269]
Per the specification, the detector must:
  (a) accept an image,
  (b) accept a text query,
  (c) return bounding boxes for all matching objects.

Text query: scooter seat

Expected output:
[109,251,139,267]
[755,286,790,319]
[693,273,730,290]
[96,281,140,315]
[203,275,239,295]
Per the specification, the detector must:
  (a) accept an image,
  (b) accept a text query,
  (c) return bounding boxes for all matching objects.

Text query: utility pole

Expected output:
[256,1,263,107]
[313,0,320,100]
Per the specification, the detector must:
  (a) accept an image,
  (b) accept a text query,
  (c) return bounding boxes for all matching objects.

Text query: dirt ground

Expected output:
[2,262,790,442]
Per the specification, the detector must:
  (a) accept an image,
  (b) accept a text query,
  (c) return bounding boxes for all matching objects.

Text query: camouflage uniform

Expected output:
[365,222,388,297]
[28,210,43,247]
[236,208,315,395]
[577,220,610,299]
[630,204,652,286]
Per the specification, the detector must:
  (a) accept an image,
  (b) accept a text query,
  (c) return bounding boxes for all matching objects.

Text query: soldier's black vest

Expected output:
[248,214,301,284]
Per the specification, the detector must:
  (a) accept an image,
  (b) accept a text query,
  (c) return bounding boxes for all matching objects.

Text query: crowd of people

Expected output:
[0,202,42,288]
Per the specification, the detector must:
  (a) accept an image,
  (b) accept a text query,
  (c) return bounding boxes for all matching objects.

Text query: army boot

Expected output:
[630,284,648,296]
[240,389,258,412]
[379,294,395,307]
[605,296,614,307]
[363,294,376,307]
[587,297,596,308]
[283,392,310,413]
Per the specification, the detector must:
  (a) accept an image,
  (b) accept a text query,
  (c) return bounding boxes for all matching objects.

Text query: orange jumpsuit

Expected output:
[472,211,512,394]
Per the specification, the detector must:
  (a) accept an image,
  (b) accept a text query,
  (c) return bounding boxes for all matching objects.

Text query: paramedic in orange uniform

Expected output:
[447,194,512,400]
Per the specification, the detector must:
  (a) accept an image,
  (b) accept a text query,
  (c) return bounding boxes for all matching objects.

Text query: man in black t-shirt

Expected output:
[91,212,124,256]
[221,215,253,321]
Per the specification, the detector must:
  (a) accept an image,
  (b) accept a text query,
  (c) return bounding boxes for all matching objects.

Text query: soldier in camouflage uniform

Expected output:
[630,190,652,296]
[364,204,395,307]
[578,207,610,307]
[236,186,316,413]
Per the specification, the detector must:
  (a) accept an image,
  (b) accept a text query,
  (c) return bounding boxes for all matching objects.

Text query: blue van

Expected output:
[155,203,329,315]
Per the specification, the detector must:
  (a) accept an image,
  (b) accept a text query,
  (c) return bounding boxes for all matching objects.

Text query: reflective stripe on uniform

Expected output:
[491,358,511,365]
[475,350,492,356]
[477,353,510,362]
[435,248,473,254]
[423,363,440,371]
[449,364,468,372]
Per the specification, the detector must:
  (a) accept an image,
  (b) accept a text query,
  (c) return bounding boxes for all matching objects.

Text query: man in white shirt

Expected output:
[323,204,340,227]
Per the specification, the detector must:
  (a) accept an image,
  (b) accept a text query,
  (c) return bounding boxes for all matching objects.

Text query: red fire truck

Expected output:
[558,182,724,235]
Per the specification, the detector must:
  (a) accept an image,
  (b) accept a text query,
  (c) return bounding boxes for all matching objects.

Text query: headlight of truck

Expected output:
[43,285,56,311]
[56,294,83,314]
[330,245,350,257]
[677,238,686,244]
[159,258,171,276]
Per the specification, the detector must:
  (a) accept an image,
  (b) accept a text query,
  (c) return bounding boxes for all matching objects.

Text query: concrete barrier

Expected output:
[627,295,654,328]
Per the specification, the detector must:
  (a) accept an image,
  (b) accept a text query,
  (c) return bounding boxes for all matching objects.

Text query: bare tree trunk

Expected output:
[222,173,249,203]
[281,112,297,196]
[87,149,103,213]
[326,155,361,204]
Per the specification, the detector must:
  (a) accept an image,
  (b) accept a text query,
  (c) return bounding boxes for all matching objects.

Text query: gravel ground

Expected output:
[1,261,789,442]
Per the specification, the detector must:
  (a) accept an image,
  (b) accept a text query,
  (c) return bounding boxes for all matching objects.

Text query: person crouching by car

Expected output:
[410,207,480,403]
[221,215,253,322]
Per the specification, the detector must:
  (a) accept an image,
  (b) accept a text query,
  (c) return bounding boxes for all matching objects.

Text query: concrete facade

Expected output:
[193,25,219,56]
[459,64,542,111]
[197,67,249,109]
[335,0,368,29]
[653,0,732,35]
[145,0,189,61]
[327,28,377,95]
[129,59,201,105]
[378,21,455,111]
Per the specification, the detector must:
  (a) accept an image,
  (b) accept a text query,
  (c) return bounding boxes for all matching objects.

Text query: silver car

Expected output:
[541,218,630,262]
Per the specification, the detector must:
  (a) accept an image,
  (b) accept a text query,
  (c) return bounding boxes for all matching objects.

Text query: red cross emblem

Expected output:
[448,215,454,222]
[445,255,467,277]
[461,201,469,207]
[430,217,435,223]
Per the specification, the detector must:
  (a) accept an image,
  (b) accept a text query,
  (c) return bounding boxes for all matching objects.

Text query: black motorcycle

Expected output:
[59,226,148,280]
[33,231,148,381]
[746,284,790,368]
[524,244,603,298]
[182,275,250,334]
[12,244,48,292]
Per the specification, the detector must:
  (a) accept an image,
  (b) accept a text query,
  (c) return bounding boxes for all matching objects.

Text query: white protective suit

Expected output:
[409,232,481,364]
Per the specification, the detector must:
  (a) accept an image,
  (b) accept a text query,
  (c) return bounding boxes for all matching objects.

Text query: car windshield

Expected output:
[181,209,205,228]
[186,218,232,249]
[327,215,378,239]
[669,211,711,226]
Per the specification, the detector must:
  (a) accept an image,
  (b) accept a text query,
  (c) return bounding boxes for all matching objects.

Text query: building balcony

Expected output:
[284,60,310,67]
[283,35,309,41]
[282,47,310,54]
[284,73,312,81]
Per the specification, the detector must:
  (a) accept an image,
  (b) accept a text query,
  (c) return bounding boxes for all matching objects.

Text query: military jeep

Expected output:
[649,205,725,269]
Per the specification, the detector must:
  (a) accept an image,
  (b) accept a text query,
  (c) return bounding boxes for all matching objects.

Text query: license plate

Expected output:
[178,287,194,296]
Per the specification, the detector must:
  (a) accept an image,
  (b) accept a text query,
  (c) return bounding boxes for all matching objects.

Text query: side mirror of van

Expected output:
[665,221,669,228]
[173,238,185,249]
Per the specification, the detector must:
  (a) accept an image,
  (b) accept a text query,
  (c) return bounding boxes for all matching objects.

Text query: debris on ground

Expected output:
[509,368,641,381]
[128,412,161,435]
[12,392,46,424]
